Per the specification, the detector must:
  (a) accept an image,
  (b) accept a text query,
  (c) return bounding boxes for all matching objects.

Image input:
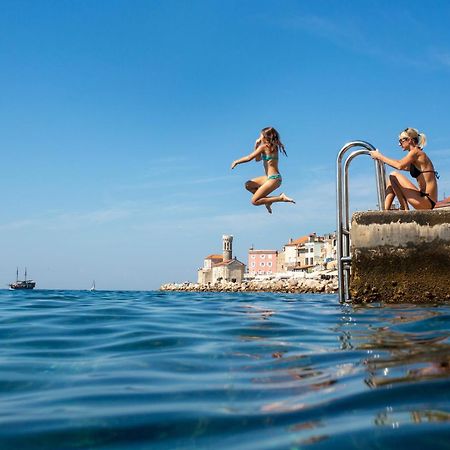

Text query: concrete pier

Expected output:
[350,209,450,303]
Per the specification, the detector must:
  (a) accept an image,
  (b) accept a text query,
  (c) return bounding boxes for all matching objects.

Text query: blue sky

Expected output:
[1,0,449,290]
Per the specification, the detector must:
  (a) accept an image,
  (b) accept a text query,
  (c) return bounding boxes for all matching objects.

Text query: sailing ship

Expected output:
[9,268,36,290]
[89,280,96,291]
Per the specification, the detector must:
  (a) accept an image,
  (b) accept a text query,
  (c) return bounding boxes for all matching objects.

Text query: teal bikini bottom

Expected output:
[267,174,282,181]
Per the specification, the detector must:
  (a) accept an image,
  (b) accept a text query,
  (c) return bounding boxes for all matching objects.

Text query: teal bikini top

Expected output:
[262,153,278,161]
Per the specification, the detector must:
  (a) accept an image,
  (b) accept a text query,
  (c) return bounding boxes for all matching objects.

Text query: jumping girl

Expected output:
[231,127,295,214]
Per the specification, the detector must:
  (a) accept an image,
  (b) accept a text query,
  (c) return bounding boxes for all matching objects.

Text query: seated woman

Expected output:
[231,127,295,214]
[371,128,438,210]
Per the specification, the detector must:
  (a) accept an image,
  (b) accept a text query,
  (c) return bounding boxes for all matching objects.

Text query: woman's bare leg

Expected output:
[389,172,434,210]
[384,177,396,210]
[389,173,409,210]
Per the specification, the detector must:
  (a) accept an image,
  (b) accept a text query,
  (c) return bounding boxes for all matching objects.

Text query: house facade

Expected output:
[279,236,308,272]
[211,259,246,283]
[321,232,337,265]
[279,233,327,272]
[248,249,278,276]
[198,254,223,284]
[302,234,325,267]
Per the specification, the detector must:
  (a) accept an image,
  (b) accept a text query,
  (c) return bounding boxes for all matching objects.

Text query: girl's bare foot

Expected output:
[265,204,273,214]
[280,193,295,204]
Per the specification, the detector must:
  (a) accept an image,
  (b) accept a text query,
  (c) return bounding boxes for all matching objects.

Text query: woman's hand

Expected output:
[231,160,238,170]
[371,150,382,161]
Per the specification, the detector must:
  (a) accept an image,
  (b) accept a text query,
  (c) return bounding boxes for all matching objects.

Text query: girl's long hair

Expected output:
[260,127,287,156]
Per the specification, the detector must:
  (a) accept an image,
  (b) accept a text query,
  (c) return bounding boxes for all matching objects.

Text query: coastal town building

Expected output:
[321,232,337,267]
[197,235,245,284]
[198,254,222,284]
[210,259,246,284]
[302,233,325,267]
[197,232,337,285]
[278,233,332,272]
[279,236,309,272]
[247,248,278,276]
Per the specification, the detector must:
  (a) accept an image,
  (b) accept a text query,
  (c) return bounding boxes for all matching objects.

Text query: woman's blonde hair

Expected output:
[399,127,427,148]
[259,127,287,156]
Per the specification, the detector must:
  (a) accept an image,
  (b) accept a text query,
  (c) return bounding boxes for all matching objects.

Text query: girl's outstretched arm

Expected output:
[231,145,265,170]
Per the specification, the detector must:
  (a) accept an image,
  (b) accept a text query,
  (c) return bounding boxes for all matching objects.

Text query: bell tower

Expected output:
[222,235,233,262]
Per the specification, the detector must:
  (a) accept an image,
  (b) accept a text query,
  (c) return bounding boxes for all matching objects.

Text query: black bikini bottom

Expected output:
[420,191,436,209]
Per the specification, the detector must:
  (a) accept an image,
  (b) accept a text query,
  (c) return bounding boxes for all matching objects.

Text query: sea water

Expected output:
[0,290,449,450]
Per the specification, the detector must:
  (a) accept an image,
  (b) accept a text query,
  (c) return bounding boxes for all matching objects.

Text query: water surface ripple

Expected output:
[0,290,449,449]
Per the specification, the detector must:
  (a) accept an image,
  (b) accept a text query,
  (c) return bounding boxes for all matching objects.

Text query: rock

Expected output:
[159,277,339,294]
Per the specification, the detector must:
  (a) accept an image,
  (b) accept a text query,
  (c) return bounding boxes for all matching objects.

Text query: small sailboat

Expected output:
[9,267,36,290]
[89,280,96,291]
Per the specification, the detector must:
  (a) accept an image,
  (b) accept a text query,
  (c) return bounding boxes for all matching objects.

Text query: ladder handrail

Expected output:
[336,141,386,303]
[344,149,373,232]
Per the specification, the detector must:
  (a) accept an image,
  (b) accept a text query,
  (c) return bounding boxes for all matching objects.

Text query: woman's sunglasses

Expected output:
[398,137,409,145]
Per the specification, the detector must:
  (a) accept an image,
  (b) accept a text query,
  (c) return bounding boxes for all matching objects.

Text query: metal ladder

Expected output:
[336,141,387,303]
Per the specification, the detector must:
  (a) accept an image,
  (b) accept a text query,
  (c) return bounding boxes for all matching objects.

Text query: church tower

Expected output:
[222,235,233,262]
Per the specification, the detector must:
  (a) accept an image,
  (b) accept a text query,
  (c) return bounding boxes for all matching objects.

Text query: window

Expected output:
[251,262,256,267]
[260,262,265,267]
[260,254,265,259]
[267,262,272,267]
[251,255,256,259]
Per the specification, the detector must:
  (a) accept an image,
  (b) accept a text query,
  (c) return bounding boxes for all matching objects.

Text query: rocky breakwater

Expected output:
[160,277,338,294]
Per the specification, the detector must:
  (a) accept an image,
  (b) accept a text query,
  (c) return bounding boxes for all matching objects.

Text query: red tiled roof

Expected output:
[284,236,309,246]
[436,196,450,208]
[205,254,223,260]
[213,259,245,267]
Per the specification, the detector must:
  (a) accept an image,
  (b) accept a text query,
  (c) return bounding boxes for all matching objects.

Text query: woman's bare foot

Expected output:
[280,193,295,204]
[265,204,273,214]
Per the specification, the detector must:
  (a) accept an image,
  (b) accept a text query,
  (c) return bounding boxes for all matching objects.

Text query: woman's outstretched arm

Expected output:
[371,149,418,170]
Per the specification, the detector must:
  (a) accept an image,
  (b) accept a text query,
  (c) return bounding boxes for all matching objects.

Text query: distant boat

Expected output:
[9,268,36,290]
[89,280,96,291]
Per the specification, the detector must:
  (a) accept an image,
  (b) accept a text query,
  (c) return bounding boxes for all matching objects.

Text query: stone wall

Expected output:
[350,209,450,303]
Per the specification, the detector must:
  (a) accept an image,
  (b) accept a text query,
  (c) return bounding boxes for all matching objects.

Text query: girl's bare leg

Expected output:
[245,176,267,194]
[251,179,295,213]
[245,177,273,213]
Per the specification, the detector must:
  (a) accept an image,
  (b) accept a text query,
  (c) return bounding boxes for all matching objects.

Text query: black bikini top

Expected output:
[409,164,439,179]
